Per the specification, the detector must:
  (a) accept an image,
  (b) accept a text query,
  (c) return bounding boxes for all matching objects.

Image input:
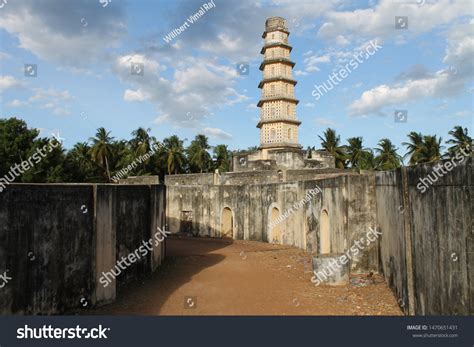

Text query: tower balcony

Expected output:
[257,95,299,107]
[262,29,290,39]
[261,42,292,54]
[264,37,289,45]
[259,58,295,71]
[258,76,297,89]
[261,91,296,99]
[256,118,302,128]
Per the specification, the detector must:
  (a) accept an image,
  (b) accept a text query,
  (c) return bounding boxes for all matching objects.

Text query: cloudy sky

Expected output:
[0,0,472,153]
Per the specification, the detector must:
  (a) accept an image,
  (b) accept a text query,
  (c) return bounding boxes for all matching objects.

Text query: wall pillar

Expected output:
[93,185,116,306]
[401,167,415,315]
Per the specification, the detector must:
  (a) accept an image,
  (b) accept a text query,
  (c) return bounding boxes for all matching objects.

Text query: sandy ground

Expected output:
[88,237,402,315]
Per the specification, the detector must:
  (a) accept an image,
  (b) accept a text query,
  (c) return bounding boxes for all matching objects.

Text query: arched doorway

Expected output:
[320,209,330,254]
[270,207,282,244]
[221,207,233,238]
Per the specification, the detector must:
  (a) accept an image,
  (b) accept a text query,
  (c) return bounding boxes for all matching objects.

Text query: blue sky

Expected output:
[0,0,472,155]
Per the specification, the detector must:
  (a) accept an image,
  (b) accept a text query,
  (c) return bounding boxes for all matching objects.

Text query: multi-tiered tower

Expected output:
[231,17,335,172]
[257,17,301,150]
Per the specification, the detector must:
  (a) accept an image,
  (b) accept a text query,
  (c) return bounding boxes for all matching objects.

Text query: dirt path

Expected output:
[89,237,402,315]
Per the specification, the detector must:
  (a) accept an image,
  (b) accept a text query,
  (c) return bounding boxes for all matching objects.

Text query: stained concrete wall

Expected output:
[346,174,378,273]
[165,156,472,315]
[231,148,336,172]
[0,185,94,314]
[165,173,214,186]
[166,172,377,272]
[219,171,281,185]
[119,175,161,184]
[286,168,356,182]
[376,156,472,315]
[0,184,166,315]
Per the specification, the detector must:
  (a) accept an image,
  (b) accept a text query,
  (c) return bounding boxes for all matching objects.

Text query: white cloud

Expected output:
[7,99,26,107]
[335,35,350,46]
[447,110,471,118]
[0,52,11,60]
[316,117,338,127]
[124,89,149,102]
[317,0,472,42]
[0,0,126,67]
[303,54,331,72]
[7,87,73,116]
[29,88,71,103]
[442,21,474,76]
[304,102,316,107]
[114,54,247,126]
[0,76,24,92]
[348,21,473,116]
[202,127,233,140]
[52,107,71,116]
[294,70,308,76]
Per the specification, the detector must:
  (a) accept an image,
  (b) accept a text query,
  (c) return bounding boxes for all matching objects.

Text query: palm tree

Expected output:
[213,144,231,172]
[162,135,186,175]
[402,132,424,165]
[418,135,443,163]
[345,137,368,169]
[111,139,135,177]
[66,142,100,182]
[359,149,378,170]
[187,134,211,173]
[318,128,347,168]
[89,127,114,181]
[375,138,402,170]
[70,142,90,162]
[130,127,156,157]
[70,142,92,169]
[446,126,472,156]
[128,127,157,175]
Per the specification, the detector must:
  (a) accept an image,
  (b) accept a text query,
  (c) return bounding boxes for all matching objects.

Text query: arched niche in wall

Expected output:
[320,209,330,254]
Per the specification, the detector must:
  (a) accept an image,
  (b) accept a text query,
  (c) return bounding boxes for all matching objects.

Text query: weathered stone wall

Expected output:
[219,171,280,185]
[268,149,305,169]
[231,148,337,172]
[165,173,214,186]
[166,173,378,272]
[375,169,408,313]
[286,168,354,182]
[0,185,95,314]
[346,174,378,273]
[309,150,336,169]
[119,175,160,184]
[302,177,346,255]
[115,185,151,287]
[165,156,472,315]
[0,184,166,315]
[376,156,473,315]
